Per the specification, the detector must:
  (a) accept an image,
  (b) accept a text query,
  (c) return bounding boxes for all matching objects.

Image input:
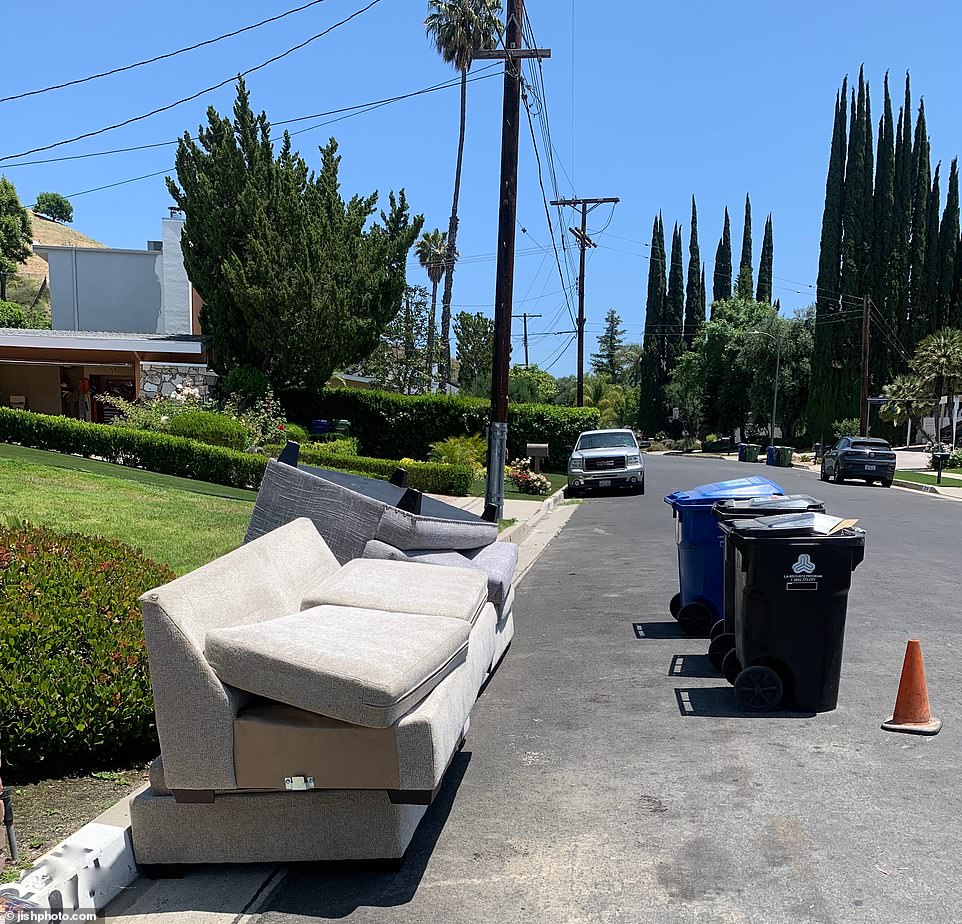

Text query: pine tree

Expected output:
[756,214,774,303]
[935,158,959,328]
[807,78,848,440]
[590,308,628,380]
[639,214,668,433]
[666,223,685,378]
[908,100,931,347]
[713,207,732,304]
[739,193,753,294]
[684,196,704,344]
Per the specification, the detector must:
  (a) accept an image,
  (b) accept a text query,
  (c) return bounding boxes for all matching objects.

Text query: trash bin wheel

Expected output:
[722,649,742,685]
[734,665,784,711]
[708,633,737,671]
[709,619,726,640]
[677,601,714,637]
[669,592,682,619]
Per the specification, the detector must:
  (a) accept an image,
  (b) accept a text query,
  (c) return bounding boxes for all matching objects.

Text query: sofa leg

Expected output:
[139,863,185,880]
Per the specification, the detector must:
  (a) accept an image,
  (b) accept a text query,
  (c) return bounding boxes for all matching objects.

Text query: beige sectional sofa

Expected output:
[129,517,509,869]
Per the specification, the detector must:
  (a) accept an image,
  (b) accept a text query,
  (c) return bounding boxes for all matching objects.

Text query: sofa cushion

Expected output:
[205,605,469,728]
[362,540,518,605]
[301,559,487,625]
[375,506,497,552]
[246,461,387,564]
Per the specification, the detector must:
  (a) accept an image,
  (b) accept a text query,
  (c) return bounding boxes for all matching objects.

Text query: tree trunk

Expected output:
[426,280,438,390]
[438,69,468,392]
[0,272,6,302]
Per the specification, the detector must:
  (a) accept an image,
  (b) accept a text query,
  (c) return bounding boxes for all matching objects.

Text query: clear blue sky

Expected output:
[4,0,962,375]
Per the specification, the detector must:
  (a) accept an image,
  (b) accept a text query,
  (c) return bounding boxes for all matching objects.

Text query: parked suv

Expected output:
[567,429,645,496]
[820,436,896,486]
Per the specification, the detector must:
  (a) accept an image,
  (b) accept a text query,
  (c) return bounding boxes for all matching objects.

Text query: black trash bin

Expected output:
[718,513,865,712]
[709,495,826,670]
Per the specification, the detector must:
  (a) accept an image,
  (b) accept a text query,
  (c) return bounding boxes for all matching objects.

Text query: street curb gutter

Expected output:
[894,478,939,494]
[1,784,146,915]
[500,486,566,546]
[4,494,572,914]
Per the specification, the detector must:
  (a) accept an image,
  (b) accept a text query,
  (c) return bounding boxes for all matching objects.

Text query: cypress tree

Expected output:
[684,196,704,344]
[841,72,867,302]
[756,214,774,303]
[908,100,931,347]
[808,78,849,441]
[712,207,733,304]
[872,73,897,391]
[860,80,875,296]
[935,158,959,328]
[639,214,668,434]
[892,74,913,348]
[739,193,753,293]
[666,223,685,378]
[920,162,942,335]
[952,230,962,327]
[700,265,706,317]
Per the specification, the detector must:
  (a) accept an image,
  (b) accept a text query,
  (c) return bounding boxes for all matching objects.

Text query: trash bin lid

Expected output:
[722,512,865,541]
[664,476,784,509]
[713,494,825,520]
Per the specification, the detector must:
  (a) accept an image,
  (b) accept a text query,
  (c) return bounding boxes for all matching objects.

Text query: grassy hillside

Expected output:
[18,210,105,278]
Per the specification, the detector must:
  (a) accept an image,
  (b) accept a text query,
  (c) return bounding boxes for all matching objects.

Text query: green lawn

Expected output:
[0,445,253,574]
[469,471,568,501]
[895,469,962,487]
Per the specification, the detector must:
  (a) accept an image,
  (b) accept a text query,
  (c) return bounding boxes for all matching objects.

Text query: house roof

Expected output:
[0,329,208,354]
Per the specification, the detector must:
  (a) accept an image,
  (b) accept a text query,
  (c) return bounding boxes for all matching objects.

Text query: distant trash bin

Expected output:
[778,446,794,467]
[719,513,865,712]
[663,476,784,637]
[310,419,331,435]
[332,419,352,436]
[744,444,761,463]
[710,495,826,670]
[766,445,778,465]
[737,443,747,462]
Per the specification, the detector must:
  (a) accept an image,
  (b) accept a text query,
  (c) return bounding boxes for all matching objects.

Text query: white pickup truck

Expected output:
[566,428,645,496]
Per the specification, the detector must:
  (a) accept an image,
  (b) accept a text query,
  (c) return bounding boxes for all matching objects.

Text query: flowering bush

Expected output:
[506,457,552,496]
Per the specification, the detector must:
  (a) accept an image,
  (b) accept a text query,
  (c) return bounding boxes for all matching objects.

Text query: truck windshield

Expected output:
[577,433,636,450]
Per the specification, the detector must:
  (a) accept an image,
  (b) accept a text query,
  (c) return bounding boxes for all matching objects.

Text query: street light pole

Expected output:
[748,329,781,446]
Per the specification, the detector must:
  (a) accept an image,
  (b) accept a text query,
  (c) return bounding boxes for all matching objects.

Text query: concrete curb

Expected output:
[500,486,567,546]
[5,494,572,913]
[1,784,146,915]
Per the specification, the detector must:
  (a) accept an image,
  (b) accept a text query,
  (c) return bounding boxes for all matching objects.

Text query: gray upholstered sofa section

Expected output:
[246,461,497,564]
[140,517,340,791]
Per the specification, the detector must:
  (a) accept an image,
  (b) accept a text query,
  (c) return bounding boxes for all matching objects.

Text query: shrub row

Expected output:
[294,441,475,496]
[0,407,267,489]
[0,525,175,780]
[281,388,601,472]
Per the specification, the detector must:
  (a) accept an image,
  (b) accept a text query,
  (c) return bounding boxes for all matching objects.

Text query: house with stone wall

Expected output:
[0,209,214,422]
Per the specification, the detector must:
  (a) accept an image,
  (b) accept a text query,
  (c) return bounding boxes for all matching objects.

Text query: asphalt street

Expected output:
[186,457,962,923]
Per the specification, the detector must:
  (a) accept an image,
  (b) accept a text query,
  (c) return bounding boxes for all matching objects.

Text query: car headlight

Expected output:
[569,454,583,471]
[627,453,641,466]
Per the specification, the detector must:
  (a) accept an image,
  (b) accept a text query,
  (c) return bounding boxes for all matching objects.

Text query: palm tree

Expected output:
[424,0,503,391]
[911,328,962,447]
[879,374,934,446]
[416,229,448,388]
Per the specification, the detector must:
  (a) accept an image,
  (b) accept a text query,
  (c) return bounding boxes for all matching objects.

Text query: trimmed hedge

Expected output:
[0,407,267,489]
[282,389,601,472]
[166,409,250,450]
[295,442,475,496]
[0,525,175,779]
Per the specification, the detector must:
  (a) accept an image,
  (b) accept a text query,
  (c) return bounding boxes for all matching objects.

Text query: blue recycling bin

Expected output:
[737,443,747,462]
[766,445,778,465]
[664,476,784,635]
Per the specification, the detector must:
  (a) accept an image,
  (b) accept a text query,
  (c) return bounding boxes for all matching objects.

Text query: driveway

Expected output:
[110,457,961,923]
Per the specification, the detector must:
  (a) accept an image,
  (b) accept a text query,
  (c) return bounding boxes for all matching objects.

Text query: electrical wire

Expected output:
[0,0,336,105]
[0,0,384,163]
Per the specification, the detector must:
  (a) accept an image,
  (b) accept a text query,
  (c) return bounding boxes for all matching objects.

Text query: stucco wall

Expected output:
[161,217,192,335]
[47,248,163,334]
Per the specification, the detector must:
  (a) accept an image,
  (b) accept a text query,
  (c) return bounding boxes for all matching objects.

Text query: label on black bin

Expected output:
[785,553,820,590]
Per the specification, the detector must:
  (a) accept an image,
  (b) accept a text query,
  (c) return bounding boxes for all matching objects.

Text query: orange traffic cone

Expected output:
[881,640,942,736]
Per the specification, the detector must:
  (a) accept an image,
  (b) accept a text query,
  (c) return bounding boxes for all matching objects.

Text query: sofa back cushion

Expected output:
[375,506,498,552]
[246,461,387,564]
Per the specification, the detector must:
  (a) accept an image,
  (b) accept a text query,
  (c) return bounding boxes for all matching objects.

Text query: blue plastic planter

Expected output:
[664,476,784,629]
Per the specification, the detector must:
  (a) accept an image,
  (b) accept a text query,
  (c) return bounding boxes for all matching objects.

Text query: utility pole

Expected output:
[477,0,550,521]
[550,196,619,405]
[860,294,871,436]
[513,312,542,366]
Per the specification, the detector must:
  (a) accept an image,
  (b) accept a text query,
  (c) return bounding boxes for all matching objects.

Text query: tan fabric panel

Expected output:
[233,703,401,790]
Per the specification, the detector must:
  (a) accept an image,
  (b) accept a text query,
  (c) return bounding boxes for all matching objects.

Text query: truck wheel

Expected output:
[669,592,682,619]
[677,601,714,637]
[722,649,742,685]
[881,478,893,488]
[734,665,784,711]
[708,633,736,671]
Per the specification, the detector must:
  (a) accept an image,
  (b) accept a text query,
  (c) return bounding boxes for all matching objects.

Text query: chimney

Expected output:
[168,206,184,219]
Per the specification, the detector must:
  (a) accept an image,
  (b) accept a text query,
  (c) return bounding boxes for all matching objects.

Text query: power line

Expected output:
[0,0,335,105]
[0,0,384,163]
[4,67,500,168]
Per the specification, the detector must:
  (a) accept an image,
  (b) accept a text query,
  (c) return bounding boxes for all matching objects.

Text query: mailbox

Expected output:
[526,442,549,473]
